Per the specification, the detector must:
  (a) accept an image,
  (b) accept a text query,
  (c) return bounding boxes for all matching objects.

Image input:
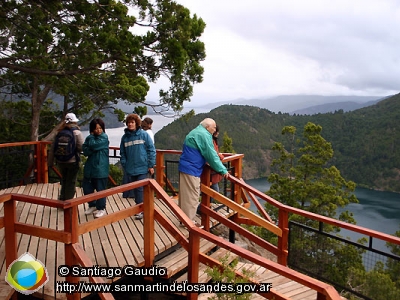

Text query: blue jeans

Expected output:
[129,173,148,204]
[82,177,108,210]
[122,169,135,198]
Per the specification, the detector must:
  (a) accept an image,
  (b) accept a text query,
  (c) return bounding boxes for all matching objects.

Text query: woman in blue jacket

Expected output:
[120,114,156,219]
[82,118,110,218]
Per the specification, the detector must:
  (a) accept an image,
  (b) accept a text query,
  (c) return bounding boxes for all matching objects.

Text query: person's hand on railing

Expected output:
[148,167,154,176]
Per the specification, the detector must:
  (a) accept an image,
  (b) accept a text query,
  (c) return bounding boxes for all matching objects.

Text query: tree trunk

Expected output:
[30,81,52,141]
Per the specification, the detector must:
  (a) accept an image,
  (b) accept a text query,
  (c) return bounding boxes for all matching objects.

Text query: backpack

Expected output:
[53,128,78,162]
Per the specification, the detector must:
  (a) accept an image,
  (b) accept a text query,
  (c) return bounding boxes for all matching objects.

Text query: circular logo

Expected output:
[5,253,49,295]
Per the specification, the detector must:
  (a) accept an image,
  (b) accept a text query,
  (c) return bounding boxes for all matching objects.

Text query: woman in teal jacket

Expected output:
[82,118,110,218]
[120,114,156,219]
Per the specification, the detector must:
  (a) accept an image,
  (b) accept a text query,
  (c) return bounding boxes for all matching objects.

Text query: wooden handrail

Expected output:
[227,174,400,246]
[200,184,281,237]
[2,176,399,300]
[2,143,400,300]
[71,244,114,300]
[189,227,343,300]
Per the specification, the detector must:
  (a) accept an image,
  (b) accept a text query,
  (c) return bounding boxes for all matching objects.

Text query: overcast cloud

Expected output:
[148,0,400,106]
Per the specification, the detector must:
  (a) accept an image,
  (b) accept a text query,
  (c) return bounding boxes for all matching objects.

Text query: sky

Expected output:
[147,0,400,107]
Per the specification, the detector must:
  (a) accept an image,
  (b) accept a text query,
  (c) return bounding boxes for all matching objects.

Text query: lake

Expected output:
[245,177,400,253]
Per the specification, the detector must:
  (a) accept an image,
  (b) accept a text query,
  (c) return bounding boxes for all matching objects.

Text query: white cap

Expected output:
[65,113,79,123]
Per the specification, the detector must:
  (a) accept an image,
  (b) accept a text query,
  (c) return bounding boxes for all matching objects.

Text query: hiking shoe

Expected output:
[84,207,97,215]
[135,212,144,220]
[193,221,204,229]
[94,210,106,218]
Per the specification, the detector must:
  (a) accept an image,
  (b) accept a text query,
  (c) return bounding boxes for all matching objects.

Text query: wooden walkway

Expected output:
[0,183,337,300]
[0,183,233,299]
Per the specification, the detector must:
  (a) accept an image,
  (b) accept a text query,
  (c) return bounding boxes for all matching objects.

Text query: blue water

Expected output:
[244,177,400,244]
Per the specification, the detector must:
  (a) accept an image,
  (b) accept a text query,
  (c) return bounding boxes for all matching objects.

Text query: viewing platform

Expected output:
[0,183,321,300]
[0,142,399,300]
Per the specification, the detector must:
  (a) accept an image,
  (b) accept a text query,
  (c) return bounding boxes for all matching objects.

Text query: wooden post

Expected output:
[4,199,18,300]
[65,206,80,300]
[37,142,49,183]
[278,208,289,266]
[143,183,155,268]
[200,166,211,230]
[187,231,200,300]
[155,151,165,188]
[228,156,243,232]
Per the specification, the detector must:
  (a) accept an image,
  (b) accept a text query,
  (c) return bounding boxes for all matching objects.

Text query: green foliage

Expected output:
[288,229,366,289]
[155,94,400,192]
[266,122,358,226]
[346,263,400,300]
[155,105,284,178]
[386,229,400,288]
[134,106,148,118]
[0,100,32,143]
[204,253,255,300]
[220,132,235,154]
[1,0,206,141]
[181,109,196,123]
[261,122,370,298]
[109,163,123,187]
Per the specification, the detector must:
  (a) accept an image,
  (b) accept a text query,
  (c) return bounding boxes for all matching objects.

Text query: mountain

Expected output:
[155,93,400,192]
[290,99,383,115]
[192,95,386,114]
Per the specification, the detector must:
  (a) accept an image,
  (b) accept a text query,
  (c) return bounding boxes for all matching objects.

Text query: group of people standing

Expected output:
[49,113,227,227]
[49,113,155,219]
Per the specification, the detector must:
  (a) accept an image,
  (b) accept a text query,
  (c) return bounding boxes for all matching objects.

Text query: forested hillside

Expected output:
[155,93,400,192]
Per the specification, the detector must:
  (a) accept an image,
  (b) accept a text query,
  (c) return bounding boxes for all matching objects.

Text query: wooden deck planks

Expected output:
[0,183,260,300]
[111,193,145,266]
[290,287,318,300]
[43,202,59,298]
[108,193,140,266]
[235,262,317,300]
[102,196,128,268]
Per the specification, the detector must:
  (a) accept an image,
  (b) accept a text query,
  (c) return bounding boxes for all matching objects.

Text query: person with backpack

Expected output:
[48,113,83,200]
[82,118,110,218]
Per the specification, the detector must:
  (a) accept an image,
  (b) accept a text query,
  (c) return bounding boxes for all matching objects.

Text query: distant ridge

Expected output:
[155,93,400,192]
[234,95,386,113]
[192,95,387,114]
[290,99,379,115]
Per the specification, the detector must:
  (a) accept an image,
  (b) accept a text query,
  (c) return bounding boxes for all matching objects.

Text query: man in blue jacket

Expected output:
[178,118,228,226]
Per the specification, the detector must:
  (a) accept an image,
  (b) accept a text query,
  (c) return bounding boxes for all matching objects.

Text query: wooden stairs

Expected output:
[152,234,327,300]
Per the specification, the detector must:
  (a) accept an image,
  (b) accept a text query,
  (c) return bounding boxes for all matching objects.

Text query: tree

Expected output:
[220,132,235,154]
[0,0,206,141]
[386,229,400,288]
[263,122,363,295]
[266,122,358,223]
[134,106,147,118]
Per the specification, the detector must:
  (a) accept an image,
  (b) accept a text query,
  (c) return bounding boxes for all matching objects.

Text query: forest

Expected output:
[155,93,400,192]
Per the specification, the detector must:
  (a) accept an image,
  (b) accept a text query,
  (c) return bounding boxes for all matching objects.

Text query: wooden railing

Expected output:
[0,177,344,300]
[1,142,400,300]
[0,141,50,186]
